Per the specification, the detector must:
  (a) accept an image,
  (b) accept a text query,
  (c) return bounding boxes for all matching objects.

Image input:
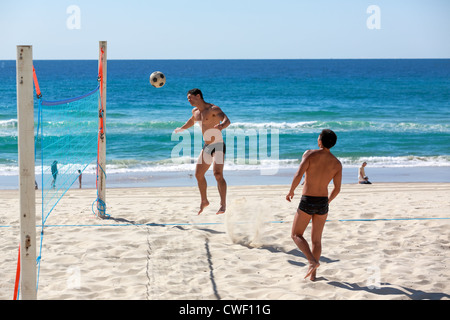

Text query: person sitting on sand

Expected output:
[358,162,372,184]
[175,88,231,215]
[286,129,342,281]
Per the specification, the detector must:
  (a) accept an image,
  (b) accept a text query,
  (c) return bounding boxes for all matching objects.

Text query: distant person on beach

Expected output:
[78,170,82,188]
[51,160,58,189]
[175,88,231,215]
[358,162,372,184]
[286,129,342,281]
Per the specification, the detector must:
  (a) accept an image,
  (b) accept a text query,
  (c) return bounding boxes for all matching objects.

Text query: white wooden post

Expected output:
[16,45,37,300]
[97,41,107,218]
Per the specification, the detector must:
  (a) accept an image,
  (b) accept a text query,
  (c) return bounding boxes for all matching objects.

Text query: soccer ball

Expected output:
[150,71,166,88]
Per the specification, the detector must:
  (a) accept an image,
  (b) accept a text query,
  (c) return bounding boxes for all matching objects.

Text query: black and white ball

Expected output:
[150,71,166,88]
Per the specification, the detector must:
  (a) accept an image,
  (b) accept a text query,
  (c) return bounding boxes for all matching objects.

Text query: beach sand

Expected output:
[1,183,449,300]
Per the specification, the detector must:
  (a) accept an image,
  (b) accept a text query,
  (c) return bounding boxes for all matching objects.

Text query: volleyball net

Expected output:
[35,82,100,220]
[14,43,107,300]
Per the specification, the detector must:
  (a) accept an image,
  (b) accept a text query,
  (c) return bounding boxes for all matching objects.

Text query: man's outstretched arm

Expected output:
[175,116,195,133]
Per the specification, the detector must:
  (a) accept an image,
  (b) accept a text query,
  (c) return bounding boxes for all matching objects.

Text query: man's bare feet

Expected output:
[198,200,209,215]
[309,269,318,281]
[216,204,226,215]
[304,262,320,280]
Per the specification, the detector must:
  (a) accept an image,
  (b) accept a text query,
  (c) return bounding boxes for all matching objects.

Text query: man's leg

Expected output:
[291,209,320,279]
[195,150,211,215]
[213,150,226,214]
[309,213,328,280]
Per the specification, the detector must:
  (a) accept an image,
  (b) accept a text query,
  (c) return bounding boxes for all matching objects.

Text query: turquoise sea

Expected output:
[1,59,449,188]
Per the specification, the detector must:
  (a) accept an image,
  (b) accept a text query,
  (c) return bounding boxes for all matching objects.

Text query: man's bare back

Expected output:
[300,149,342,198]
[286,145,342,203]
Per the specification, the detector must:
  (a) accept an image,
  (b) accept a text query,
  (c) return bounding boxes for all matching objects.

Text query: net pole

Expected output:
[16,45,37,300]
[97,41,107,218]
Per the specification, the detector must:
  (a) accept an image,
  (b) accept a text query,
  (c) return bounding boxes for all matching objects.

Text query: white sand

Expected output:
[1,183,449,300]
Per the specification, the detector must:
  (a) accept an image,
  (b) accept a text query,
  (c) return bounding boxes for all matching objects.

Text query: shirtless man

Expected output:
[286,129,342,281]
[175,88,231,215]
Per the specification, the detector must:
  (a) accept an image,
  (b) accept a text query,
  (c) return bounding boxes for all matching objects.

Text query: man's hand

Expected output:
[286,190,294,202]
[174,127,184,133]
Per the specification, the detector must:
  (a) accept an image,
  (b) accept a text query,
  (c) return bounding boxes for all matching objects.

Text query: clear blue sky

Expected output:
[1,0,449,59]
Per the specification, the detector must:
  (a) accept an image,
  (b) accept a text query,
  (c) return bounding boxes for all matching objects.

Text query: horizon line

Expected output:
[1,57,450,61]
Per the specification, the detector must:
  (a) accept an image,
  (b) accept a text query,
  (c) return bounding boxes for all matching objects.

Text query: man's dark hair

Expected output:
[319,129,337,149]
[187,88,204,100]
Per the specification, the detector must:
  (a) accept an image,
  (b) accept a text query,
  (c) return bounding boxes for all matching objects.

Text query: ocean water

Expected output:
[1,59,449,187]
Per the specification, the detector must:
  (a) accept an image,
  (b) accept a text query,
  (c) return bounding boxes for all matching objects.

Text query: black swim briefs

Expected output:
[298,195,329,215]
[203,142,226,156]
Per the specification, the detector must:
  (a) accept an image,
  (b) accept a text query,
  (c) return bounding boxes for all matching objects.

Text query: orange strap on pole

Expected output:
[98,48,105,139]
[13,245,20,300]
[98,48,104,103]
[96,48,105,189]
[32,66,42,98]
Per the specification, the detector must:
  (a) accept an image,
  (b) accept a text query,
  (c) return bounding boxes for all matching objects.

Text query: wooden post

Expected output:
[97,41,107,218]
[16,45,37,300]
